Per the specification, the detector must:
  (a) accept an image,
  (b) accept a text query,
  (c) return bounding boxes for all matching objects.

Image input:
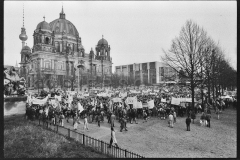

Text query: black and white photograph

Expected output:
[4,1,237,158]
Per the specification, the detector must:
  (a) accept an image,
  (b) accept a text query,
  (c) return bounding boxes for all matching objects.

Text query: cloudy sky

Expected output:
[4,1,237,71]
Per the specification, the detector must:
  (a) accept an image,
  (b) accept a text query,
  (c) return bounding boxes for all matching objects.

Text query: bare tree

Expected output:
[162,20,209,112]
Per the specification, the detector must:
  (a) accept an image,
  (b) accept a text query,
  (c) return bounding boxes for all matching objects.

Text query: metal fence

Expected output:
[35,119,145,158]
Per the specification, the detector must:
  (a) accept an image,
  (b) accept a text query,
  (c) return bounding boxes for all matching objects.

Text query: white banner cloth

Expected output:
[147,100,155,109]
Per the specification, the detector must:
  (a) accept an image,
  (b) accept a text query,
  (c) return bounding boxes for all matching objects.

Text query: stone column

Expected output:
[147,62,150,84]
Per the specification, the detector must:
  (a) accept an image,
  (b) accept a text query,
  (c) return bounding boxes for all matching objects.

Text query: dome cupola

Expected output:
[36,17,51,32]
[49,7,79,38]
[97,36,108,46]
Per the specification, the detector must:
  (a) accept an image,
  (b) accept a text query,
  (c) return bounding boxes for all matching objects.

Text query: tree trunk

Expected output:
[207,73,211,103]
[191,73,195,113]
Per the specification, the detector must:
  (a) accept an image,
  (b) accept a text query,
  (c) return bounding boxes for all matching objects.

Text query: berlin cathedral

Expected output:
[19,7,112,91]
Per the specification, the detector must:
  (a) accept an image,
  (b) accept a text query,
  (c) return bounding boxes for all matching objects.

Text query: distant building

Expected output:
[115,61,178,85]
[18,7,112,90]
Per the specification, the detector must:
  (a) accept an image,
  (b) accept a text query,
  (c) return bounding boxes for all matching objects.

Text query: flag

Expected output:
[78,102,84,113]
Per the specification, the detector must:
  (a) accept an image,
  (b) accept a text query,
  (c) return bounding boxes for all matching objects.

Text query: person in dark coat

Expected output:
[205,114,211,128]
[97,113,101,127]
[186,116,191,131]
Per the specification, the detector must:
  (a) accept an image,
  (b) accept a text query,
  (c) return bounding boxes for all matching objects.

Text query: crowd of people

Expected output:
[25,85,237,146]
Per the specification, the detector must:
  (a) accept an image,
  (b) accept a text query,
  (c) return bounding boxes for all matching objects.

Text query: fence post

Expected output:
[125,149,127,158]
[46,121,48,128]
[68,128,70,138]
[83,134,85,145]
[101,141,104,153]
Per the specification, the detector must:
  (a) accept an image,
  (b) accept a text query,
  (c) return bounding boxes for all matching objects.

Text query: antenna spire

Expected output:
[43,15,45,21]
[23,3,24,27]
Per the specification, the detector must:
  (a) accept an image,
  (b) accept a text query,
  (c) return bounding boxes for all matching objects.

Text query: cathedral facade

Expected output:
[19,7,112,91]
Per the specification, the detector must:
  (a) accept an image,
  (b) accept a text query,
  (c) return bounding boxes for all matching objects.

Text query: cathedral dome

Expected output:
[49,19,79,37]
[49,8,79,37]
[97,38,108,46]
[36,21,51,31]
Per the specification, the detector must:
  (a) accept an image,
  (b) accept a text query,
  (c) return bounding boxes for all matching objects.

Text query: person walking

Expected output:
[59,112,65,127]
[108,127,119,148]
[110,112,116,128]
[97,113,101,127]
[73,112,78,130]
[186,116,191,131]
[120,116,128,132]
[173,111,177,123]
[83,114,89,131]
[216,107,220,120]
[200,112,205,126]
[168,112,174,128]
[206,113,211,128]
[143,110,148,123]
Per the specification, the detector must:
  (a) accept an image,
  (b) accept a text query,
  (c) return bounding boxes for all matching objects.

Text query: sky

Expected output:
[4,1,237,71]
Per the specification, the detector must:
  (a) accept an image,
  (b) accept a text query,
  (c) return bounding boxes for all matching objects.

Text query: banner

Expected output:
[142,103,148,108]
[161,98,166,103]
[147,100,155,109]
[149,92,156,95]
[136,101,143,108]
[54,95,62,101]
[31,96,48,105]
[97,92,109,97]
[112,98,122,103]
[119,92,128,98]
[171,97,181,105]
[125,97,138,108]
[125,97,136,104]
[49,99,56,107]
[83,93,89,97]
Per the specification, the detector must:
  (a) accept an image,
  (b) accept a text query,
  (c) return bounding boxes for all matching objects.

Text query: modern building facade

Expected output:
[115,61,178,85]
[19,7,112,91]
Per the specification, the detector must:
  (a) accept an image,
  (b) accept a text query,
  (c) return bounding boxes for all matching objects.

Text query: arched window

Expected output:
[55,42,60,52]
[55,27,60,33]
[45,37,49,44]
